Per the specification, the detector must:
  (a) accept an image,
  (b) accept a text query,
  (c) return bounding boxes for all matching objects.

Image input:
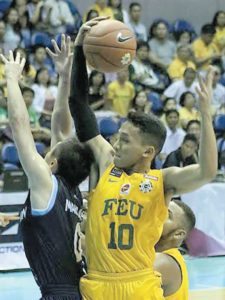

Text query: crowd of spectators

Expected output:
[0,0,225,178]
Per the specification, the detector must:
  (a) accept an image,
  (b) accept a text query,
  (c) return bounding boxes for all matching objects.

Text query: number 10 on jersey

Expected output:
[108,222,134,250]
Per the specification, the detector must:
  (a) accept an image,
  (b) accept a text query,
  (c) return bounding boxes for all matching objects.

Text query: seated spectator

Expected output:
[32,67,57,127]
[108,0,129,23]
[192,24,220,72]
[130,41,164,91]
[0,86,8,125]
[22,87,39,127]
[168,45,196,81]
[211,65,225,113]
[179,91,200,129]
[160,109,185,162]
[186,119,201,162]
[10,0,27,18]
[86,0,114,19]
[0,21,7,54]
[107,69,135,117]
[22,86,51,143]
[149,20,176,67]
[162,68,199,103]
[160,97,177,125]
[31,45,55,78]
[212,11,225,54]
[126,2,147,41]
[88,70,106,111]
[131,90,152,114]
[44,0,74,34]
[3,8,24,52]
[163,133,198,168]
[186,119,201,142]
[26,0,50,32]
[175,30,192,47]
[13,47,36,86]
[85,9,99,22]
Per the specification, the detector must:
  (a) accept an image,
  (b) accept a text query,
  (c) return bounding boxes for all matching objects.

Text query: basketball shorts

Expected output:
[80,268,164,300]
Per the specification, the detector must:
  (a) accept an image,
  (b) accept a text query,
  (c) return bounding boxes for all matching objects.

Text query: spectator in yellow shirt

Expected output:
[212,10,225,53]
[85,0,114,20]
[179,91,200,129]
[168,45,196,81]
[192,24,220,71]
[107,69,135,117]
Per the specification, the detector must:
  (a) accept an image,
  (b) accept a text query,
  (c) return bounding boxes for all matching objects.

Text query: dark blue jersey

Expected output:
[20,175,85,299]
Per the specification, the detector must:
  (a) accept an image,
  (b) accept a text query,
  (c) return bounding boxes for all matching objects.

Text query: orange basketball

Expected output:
[83,19,137,73]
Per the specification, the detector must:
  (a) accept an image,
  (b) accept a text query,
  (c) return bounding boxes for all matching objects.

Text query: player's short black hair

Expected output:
[182,133,198,145]
[137,40,150,51]
[127,111,166,154]
[172,199,196,232]
[186,119,201,131]
[55,138,94,188]
[21,86,34,96]
[201,24,216,35]
[165,109,179,118]
[129,2,141,10]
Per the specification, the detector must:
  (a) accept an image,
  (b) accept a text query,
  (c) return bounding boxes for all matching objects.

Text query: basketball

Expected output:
[83,19,137,73]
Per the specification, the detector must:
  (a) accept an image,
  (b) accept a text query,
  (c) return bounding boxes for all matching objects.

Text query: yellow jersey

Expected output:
[164,248,189,300]
[86,163,168,273]
[167,58,196,80]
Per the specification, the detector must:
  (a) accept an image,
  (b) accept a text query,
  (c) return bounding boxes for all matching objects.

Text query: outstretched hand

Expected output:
[46,34,73,77]
[0,51,26,81]
[75,16,110,46]
[196,66,215,114]
[0,213,20,227]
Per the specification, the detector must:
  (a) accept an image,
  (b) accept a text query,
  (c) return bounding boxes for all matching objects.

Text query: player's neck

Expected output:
[155,241,176,252]
[123,159,151,175]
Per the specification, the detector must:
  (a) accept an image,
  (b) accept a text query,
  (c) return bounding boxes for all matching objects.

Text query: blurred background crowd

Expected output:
[0,0,225,179]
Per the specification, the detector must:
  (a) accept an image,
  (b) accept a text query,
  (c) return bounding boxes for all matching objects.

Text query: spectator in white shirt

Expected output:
[126,2,147,41]
[45,0,74,34]
[160,109,186,162]
[162,68,199,104]
[211,65,225,112]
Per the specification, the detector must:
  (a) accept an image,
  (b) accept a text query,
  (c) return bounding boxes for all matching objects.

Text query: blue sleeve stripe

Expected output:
[31,175,59,216]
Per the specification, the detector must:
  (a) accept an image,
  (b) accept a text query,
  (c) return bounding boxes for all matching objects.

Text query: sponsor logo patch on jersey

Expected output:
[120,183,131,195]
[139,180,152,193]
[110,167,123,178]
[144,174,158,181]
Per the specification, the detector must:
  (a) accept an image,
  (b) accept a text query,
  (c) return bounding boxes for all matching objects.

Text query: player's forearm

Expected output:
[199,112,217,179]
[69,46,99,142]
[51,74,72,147]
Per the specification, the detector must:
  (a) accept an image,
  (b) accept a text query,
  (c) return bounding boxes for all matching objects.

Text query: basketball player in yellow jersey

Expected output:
[154,199,196,300]
[69,18,217,300]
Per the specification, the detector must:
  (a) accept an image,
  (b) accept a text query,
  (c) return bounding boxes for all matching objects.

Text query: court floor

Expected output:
[0,256,225,300]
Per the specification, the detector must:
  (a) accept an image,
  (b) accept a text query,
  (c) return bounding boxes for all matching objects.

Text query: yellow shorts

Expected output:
[80,268,164,300]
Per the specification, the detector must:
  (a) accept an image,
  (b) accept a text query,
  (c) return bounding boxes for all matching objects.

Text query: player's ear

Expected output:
[50,158,58,173]
[143,146,155,158]
[174,229,186,241]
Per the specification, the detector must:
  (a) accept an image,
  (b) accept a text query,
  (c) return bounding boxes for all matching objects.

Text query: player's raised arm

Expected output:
[46,34,73,148]
[163,67,217,203]
[69,18,114,177]
[1,52,53,210]
[0,213,19,227]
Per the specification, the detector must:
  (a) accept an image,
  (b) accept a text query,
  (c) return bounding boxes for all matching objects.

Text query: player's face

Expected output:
[44,143,60,172]
[159,201,185,242]
[113,122,152,169]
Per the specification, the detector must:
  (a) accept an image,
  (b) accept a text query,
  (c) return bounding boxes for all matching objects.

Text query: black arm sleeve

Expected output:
[69,46,99,142]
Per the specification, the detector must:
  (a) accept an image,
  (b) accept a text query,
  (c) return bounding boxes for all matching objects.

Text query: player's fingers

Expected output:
[91,16,110,22]
[46,47,57,58]
[0,54,8,64]
[15,52,21,64]
[61,34,66,52]
[6,216,20,221]
[20,57,26,69]
[66,36,71,56]
[52,39,61,54]
[206,65,214,87]
[9,50,14,62]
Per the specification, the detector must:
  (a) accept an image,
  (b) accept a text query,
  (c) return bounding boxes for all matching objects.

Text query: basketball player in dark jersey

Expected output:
[0,36,93,300]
